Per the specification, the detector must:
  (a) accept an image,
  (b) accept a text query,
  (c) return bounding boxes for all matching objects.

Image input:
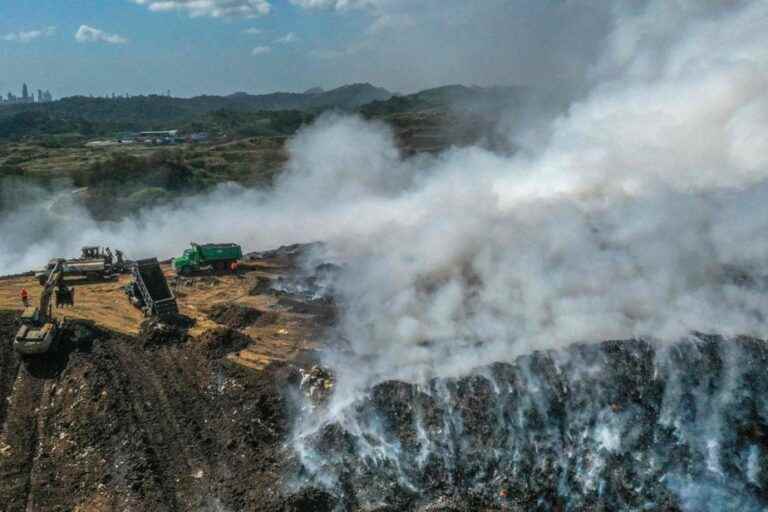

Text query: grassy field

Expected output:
[0,137,287,181]
[0,107,506,222]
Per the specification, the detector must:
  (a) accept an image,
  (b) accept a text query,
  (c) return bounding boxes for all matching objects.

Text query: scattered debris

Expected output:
[247,276,274,296]
[246,242,322,262]
[138,315,193,348]
[208,303,277,330]
[170,276,222,289]
[299,365,335,405]
[197,327,252,359]
[0,311,302,511]
[282,488,338,512]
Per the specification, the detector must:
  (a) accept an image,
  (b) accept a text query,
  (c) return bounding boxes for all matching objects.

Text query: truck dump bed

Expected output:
[195,243,243,261]
[137,260,172,300]
[133,258,178,318]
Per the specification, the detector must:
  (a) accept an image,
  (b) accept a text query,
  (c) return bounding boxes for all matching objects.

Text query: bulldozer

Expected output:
[14,259,67,356]
[34,246,128,286]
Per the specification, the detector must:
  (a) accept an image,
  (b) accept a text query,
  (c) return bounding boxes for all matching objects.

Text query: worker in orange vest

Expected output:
[230,261,239,273]
[20,288,29,308]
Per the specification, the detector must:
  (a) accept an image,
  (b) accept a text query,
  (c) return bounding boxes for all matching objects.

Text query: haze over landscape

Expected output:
[2,1,768,511]
[1,0,610,97]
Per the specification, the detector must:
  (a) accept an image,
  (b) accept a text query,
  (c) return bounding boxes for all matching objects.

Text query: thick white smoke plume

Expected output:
[322,0,768,383]
[2,0,768,385]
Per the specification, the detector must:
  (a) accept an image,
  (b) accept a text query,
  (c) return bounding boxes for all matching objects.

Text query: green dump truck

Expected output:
[172,242,243,275]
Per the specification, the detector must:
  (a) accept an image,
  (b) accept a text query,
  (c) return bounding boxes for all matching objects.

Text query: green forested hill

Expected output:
[0,83,391,140]
[0,82,545,221]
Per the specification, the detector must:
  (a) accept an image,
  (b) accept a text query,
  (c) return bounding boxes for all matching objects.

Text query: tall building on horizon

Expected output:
[0,84,53,104]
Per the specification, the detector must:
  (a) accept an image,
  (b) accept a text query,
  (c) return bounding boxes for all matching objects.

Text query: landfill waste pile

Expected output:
[245,259,339,325]
[246,243,324,264]
[291,335,768,512]
[208,303,277,330]
[2,239,768,512]
[0,310,304,512]
[270,262,341,303]
[138,315,194,348]
[1,278,768,512]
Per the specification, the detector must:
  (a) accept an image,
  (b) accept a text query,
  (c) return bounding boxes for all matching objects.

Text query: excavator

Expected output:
[14,259,68,356]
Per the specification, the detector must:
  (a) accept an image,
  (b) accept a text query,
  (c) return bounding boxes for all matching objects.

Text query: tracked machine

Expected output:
[35,246,128,285]
[124,258,179,318]
[14,259,68,356]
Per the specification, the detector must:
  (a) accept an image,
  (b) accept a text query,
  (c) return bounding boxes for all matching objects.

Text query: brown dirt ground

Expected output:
[0,311,306,512]
[0,258,325,372]
[0,251,338,511]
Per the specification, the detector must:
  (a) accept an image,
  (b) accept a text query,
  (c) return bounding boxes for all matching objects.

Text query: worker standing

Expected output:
[230,261,239,273]
[20,288,29,308]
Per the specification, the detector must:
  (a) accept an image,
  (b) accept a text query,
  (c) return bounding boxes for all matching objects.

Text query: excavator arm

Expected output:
[14,259,66,356]
[38,260,64,321]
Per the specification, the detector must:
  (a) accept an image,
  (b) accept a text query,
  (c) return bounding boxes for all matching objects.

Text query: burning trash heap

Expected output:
[290,335,768,511]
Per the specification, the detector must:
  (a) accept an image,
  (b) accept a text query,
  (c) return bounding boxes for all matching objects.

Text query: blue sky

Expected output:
[0,0,613,98]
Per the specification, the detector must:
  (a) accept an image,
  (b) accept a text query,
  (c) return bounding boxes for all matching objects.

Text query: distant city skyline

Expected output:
[1,82,53,105]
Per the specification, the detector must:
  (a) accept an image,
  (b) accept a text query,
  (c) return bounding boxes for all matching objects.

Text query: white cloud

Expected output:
[290,0,374,8]
[367,12,414,34]
[2,26,55,43]
[243,27,263,35]
[252,45,272,55]
[75,25,128,44]
[275,32,299,44]
[132,0,271,18]
[309,42,363,60]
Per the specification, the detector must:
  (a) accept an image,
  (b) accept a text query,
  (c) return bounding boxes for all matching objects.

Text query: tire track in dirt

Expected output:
[92,340,184,511]
[24,374,55,512]
[0,335,21,432]
[0,362,45,512]
[0,310,304,512]
[150,347,256,508]
[0,313,76,512]
[109,341,215,509]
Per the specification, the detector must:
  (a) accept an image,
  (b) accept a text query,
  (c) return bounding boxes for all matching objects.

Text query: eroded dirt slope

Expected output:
[0,311,304,512]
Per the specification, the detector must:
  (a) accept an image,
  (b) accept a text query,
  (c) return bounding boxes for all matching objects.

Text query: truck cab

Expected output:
[172,248,198,275]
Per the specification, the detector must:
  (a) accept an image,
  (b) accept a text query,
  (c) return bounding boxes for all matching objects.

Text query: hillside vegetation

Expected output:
[0,84,540,220]
[0,83,390,141]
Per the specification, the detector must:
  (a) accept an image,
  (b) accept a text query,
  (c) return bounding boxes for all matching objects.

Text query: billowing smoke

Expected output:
[2,0,768,379]
[320,0,768,383]
[285,2,768,508]
[0,116,411,274]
